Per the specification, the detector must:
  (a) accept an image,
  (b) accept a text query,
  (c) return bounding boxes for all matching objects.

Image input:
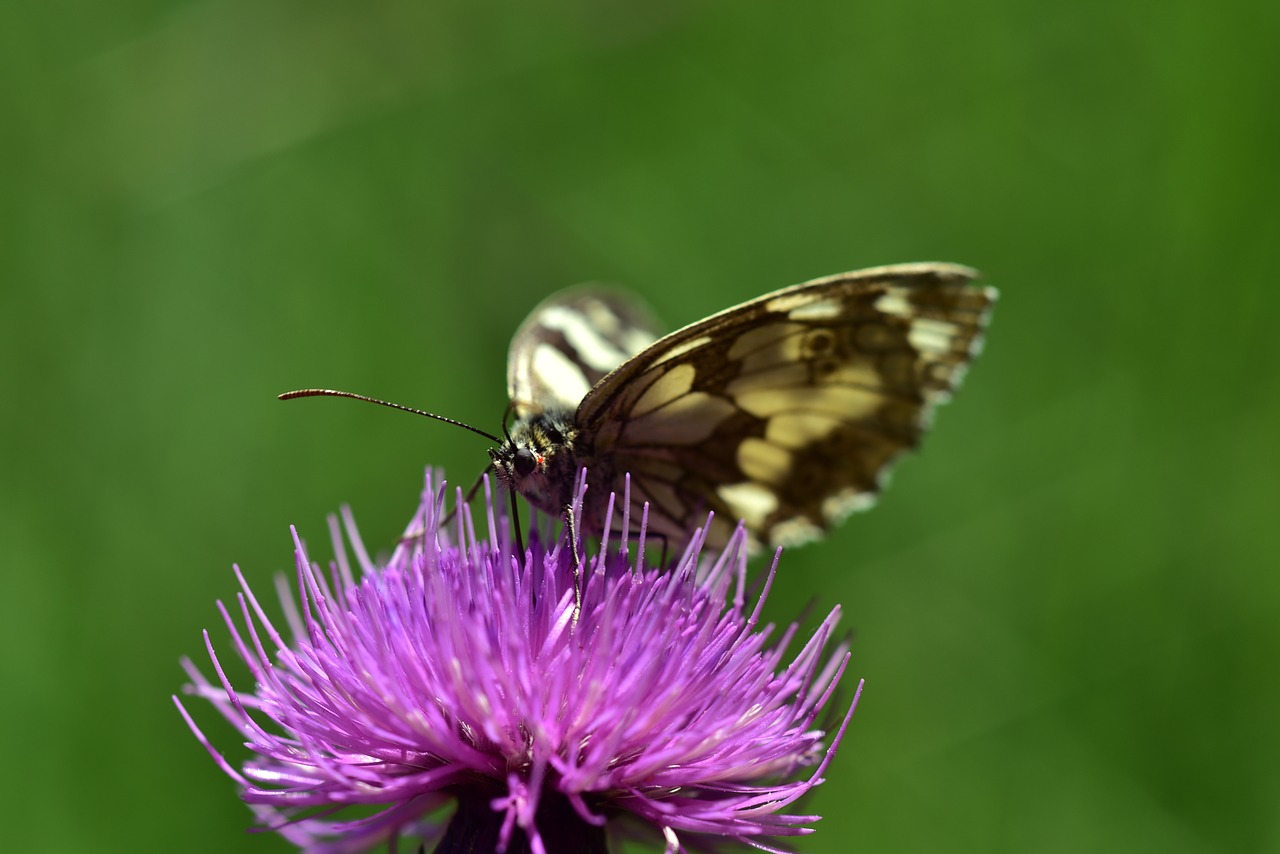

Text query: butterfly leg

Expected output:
[508,488,526,562]
[563,503,583,623]
[437,468,490,531]
[655,532,669,568]
[399,468,494,548]
[397,467,527,560]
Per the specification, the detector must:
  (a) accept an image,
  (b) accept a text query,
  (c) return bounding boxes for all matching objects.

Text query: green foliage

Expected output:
[2,1,1276,851]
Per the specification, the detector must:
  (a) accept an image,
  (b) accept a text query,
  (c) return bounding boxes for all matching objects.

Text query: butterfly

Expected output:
[283,262,995,565]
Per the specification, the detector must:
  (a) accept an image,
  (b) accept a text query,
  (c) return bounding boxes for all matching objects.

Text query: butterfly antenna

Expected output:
[500,401,523,443]
[279,389,502,443]
[282,388,529,559]
[509,489,524,561]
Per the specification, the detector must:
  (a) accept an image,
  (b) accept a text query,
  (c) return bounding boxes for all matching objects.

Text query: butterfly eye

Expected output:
[514,448,539,477]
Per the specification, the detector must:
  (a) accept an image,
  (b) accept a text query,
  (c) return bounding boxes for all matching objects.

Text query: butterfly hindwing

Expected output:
[507,287,661,415]
[573,263,995,550]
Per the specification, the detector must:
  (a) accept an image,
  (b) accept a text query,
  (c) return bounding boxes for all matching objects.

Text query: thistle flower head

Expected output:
[178,471,859,853]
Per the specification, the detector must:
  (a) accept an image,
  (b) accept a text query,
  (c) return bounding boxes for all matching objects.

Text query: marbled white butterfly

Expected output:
[283,262,995,561]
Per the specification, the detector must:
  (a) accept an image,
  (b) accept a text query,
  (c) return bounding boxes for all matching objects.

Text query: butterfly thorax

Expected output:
[489,408,584,518]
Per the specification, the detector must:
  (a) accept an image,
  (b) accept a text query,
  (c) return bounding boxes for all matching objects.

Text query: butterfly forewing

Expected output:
[572,263,995,550]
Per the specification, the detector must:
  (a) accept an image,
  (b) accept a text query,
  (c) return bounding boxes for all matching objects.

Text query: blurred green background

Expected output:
[3,1,1277,852]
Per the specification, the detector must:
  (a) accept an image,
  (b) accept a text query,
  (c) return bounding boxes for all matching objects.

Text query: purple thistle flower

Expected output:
[177,470,860,854]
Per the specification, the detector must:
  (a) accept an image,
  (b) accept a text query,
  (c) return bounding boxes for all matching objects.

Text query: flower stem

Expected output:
[434,790,608,854]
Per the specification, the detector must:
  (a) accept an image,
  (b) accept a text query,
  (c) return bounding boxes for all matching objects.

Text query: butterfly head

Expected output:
[489,408,581,514]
